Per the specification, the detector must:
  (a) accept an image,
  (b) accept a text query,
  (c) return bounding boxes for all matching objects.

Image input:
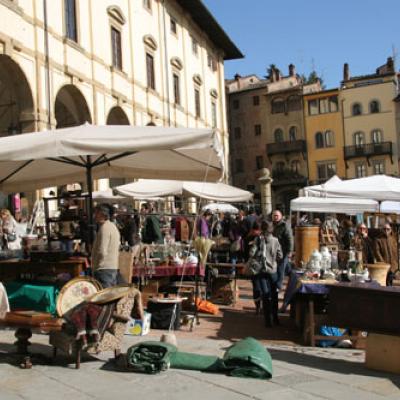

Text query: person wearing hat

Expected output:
[92,204,121,288]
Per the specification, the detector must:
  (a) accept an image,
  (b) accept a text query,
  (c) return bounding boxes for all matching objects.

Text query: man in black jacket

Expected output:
[272,210,294,299]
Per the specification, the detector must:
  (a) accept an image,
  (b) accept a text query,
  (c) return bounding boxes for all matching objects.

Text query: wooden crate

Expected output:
[366,333,400,374]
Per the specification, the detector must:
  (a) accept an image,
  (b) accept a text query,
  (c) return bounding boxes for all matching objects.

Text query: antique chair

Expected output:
[49,286,144,369]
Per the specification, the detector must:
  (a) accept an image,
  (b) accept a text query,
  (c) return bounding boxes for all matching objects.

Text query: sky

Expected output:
[203,0,400,88]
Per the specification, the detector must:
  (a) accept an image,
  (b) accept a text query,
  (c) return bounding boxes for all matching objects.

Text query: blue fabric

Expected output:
[317,325,346,347]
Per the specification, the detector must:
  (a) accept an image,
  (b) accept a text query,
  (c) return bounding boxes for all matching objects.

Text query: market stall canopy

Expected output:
[303,175,400,202]
[291,196,379,215]
[114,179,253,202]
[202,203,239,214]
[88,189,126,202]
[0,124,224,193]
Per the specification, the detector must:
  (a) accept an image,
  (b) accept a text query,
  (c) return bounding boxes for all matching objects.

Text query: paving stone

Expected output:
[293,380,389,400]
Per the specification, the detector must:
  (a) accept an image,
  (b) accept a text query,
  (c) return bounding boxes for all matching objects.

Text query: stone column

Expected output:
[258,168,273,217]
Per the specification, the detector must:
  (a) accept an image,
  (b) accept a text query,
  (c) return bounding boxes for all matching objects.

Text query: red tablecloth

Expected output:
[132,263,204,278]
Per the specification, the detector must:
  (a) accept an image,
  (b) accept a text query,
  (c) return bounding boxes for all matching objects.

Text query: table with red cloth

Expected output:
[132,263,205,278]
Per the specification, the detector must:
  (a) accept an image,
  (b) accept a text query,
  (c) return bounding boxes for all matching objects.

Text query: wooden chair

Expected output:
[49,287,143,369]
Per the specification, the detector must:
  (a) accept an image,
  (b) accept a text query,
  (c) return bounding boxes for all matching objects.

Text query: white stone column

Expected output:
[258,168,273,217]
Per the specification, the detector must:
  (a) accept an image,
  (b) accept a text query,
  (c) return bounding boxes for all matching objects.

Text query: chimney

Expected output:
[275,68,281,81]
[387,57,395,73]
[234,73,241,88]
[343,63,350,81]
[289,64,296,77]
[269,67,276,82]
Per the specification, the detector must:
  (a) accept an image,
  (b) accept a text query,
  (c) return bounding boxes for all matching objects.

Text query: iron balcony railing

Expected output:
[344,141,392,160]
[266,139,307,156]
[271,169,307,187]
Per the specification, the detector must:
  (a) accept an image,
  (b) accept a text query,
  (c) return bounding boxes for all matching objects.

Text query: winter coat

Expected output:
[373,234,398,272]
[273,220,293,257]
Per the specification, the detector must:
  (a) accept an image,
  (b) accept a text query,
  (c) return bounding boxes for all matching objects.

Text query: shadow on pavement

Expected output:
[269,348,400,389]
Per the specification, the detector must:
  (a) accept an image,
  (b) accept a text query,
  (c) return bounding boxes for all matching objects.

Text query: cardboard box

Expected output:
[125,312,151,336]
[366,333,400,374]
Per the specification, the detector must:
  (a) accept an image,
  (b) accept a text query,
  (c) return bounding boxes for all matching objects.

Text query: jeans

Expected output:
[94,269,119,288]
[251,272,278,302]
[276,256,292,290]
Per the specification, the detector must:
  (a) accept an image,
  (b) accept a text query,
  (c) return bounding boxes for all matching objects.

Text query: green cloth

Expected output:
[5,281,59,315]
[126,341,177,374]
[222,337,273,379]
[169,352,223,372]
[126,337,273,379]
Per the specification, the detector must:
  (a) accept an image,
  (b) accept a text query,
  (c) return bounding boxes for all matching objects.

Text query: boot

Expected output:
[255,299,261,315]
[262,298,273,327]
[271,290,280,326]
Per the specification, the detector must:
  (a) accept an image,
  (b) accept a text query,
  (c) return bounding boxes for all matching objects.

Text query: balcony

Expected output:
[266,140,307,157]
[272,169,307,187]
[344,142,393,160]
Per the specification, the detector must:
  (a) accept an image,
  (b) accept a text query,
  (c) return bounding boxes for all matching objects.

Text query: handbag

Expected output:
[245,257,264,276]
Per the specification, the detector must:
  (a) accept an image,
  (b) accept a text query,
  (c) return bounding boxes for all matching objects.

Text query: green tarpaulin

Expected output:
[126,337,273,379]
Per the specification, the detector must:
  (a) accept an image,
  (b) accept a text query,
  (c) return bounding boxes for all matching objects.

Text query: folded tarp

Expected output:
[126,337,273,379]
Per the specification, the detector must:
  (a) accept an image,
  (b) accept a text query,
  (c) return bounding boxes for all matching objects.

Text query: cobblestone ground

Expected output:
[1,280,399,399]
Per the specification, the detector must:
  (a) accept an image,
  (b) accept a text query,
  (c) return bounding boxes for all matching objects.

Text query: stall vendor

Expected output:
[92,204,121,288]
[373,223,398,286]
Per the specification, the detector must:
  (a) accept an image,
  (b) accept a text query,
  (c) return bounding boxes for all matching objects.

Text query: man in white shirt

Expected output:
[92,204,121,288]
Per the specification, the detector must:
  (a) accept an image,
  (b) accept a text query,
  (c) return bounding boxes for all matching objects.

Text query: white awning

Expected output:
[114,179,253,202]
[291,196,378,215]
[0,124,224,192]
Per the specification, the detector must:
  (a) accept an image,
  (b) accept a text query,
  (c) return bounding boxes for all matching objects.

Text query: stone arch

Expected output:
[54,85,92,128]
[0,54,35,135]
[106,106,130,125]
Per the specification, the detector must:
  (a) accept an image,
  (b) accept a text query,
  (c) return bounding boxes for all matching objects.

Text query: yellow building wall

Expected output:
[340,79,399,178]
[304,92,346,183]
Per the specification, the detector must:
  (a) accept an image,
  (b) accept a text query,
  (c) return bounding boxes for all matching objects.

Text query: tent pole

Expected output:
[86,156,94,247]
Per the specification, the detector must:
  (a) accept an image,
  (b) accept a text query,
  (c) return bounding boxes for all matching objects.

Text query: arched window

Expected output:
[325,130,334,147]
[353,131,365,146]
[271,98,285,114]
[289,126,297,142]
[315,132,324,148]
[352,103,362,116]
[369,100,380,113]
[274,128,284,143]
[371,129,383,144]
[291,160,300,174]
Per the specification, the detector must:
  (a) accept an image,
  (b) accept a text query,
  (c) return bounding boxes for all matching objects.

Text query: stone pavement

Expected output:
[0,328,399,400]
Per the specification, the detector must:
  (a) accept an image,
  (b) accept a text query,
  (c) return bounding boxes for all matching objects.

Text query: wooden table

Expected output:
[0,257,87,282]
[0,311,63,368]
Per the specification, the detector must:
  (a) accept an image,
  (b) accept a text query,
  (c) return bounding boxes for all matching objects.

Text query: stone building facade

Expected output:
[227,65,320,213]
[0,0,242,205]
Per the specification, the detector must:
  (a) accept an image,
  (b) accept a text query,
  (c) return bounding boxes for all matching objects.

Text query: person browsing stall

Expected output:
[249,220,282,326]
[91,204,121,288]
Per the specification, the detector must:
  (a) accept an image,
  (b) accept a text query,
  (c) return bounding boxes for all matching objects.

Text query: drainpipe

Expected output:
[43,0,52,129]
[162,0,171,126]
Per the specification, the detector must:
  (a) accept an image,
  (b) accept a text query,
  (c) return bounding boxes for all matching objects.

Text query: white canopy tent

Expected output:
[303,175,400,202]
[291,196,379,215]
[114,179,253,202]
[202,203,239,214]
[89,189,126,202]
